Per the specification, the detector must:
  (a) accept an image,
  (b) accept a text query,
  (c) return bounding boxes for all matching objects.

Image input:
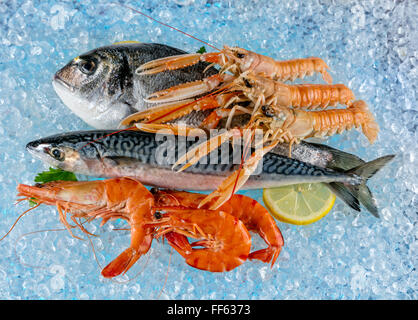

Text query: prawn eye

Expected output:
[50,148,65,161]
[78,59,97,75]
[236,53,246,59]
[154,211,162,220]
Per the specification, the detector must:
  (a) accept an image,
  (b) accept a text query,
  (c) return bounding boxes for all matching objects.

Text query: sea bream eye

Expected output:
[50,147,65,161]
[78,59,97,75]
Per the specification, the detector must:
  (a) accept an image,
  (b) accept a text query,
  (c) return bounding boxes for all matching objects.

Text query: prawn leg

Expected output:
[151,207,251,272]
[154,190,284,268]
[120,92,241,128]
[135,123,206,137]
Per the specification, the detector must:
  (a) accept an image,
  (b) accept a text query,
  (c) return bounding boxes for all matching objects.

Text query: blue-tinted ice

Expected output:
[0,0,416,299]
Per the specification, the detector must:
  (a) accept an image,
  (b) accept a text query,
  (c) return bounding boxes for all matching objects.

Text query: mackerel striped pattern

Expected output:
[31,130,348,179]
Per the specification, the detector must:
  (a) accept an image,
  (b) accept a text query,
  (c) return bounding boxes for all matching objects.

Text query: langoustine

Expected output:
[115,7,381,210]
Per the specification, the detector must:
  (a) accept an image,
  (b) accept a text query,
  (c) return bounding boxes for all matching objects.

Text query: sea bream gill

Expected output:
[53,42,217,129]
[26,130,394,217]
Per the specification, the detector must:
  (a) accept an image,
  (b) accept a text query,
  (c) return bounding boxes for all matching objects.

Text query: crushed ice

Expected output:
[0,0,416,299]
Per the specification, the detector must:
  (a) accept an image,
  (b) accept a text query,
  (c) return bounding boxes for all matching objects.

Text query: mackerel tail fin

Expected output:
[326,155,395,217]
[306,142,366,171]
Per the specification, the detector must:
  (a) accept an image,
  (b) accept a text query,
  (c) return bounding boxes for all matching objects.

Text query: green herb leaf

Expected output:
[34,167,78,184]
[27,168,77,206]
[196,46,206,54]
[28,198,38,207]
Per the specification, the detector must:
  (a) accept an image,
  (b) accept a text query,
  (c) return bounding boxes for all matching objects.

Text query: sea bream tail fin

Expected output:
[326,154,395,217]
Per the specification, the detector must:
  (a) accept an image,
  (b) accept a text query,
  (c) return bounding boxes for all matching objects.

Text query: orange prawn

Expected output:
[152,189,284,268]
[14,178,263,275]
[16,177,155,278]
[149,207,252,272]
[136,54,333,107]
[117,4,332,109]
[262,99,379,144]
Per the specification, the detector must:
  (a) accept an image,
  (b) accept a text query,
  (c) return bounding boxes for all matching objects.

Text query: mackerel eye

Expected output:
[78,59,97,75]
[50,148,65,161]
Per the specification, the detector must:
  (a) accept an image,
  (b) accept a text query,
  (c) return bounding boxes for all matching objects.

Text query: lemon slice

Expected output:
[263,183,336,225]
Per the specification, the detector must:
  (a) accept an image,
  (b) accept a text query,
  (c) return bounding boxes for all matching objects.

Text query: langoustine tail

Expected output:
[350,100,379,144]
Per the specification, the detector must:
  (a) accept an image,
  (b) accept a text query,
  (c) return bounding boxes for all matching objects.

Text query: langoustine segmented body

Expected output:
[257,99,379,144]
[137,46,333,84]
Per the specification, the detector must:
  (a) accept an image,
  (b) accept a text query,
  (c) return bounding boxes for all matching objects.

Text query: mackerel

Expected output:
[26,130,394,216]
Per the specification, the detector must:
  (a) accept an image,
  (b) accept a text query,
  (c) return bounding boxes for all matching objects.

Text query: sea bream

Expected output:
[26,130,394,217]
[53,42,217,129]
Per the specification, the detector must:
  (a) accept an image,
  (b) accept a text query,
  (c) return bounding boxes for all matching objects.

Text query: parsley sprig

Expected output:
[28,168,77,207]
[34,167,77,183]
[196,46,207,54]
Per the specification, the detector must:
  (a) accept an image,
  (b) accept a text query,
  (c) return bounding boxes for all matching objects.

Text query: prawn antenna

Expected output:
[14,227,67,270]
[115,3,221,52]
[0,202,41,241]
[157,246,172,299]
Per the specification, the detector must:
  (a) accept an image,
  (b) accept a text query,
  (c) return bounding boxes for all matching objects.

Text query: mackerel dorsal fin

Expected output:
[112,41,141,45]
